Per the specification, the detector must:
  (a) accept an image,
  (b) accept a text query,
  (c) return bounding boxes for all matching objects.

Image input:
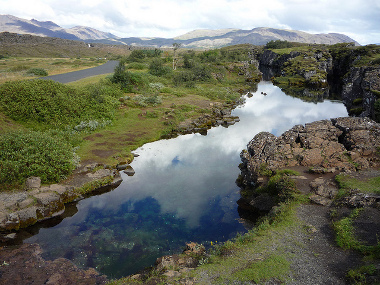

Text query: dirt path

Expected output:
[289,204,363,284]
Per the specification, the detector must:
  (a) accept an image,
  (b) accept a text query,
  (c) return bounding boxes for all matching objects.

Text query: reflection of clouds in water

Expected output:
[60,82,348,228]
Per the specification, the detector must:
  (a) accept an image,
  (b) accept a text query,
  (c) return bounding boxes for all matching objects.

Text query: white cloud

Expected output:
[1,0,379,44]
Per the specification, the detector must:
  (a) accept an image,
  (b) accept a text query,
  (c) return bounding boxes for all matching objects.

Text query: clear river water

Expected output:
[25,80,348,278]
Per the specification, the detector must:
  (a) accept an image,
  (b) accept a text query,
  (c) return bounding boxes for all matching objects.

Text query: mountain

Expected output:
[91,27,359,48]
[0,14,118,40]
[0,14,358,48]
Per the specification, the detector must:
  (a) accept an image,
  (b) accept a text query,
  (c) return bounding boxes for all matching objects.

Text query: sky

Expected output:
[1,0,379,45]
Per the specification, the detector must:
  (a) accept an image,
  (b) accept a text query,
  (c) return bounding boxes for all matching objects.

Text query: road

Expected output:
[41,60,119,84]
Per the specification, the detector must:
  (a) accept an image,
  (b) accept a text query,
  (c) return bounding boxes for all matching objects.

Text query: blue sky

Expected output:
[1,0,379,44]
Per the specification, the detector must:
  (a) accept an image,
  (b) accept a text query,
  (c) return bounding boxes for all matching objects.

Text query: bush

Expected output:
[148,58,171,76]
[0,79,119,127]
[111,62,147,92]
[26,68,48,76]
[127,50,146,62]
[173,70,196,87]
[0,130,76,188]
[127,62,147,70]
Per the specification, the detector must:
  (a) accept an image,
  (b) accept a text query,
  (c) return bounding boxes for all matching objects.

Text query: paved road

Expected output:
[41,60,119,84]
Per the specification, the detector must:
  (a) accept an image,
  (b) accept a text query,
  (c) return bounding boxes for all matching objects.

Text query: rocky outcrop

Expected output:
[238,117,380,212]
[126,242,204,284]
[259,50,301,68]
[259,49,333,87]
[0,243,107,284]
[341,66,380,119]
[240,117,380,188]
[168,101,242,138]
[0,164,122,234]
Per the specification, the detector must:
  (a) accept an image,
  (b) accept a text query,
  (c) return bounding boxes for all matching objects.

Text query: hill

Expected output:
[0,32,130,58]
[0,14,358,49]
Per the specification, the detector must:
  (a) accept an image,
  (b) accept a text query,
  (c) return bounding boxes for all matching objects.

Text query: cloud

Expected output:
[1,0,379,43]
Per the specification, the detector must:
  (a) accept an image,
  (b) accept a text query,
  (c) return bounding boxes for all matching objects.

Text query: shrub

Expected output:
[127,50,146,62]
[148,58,171,76]
[126,62,147,70]
[26,68,48,76]
[0,130,76,188]
[0,79,119,127]
[111,62,147,92]
[173,70,196,87]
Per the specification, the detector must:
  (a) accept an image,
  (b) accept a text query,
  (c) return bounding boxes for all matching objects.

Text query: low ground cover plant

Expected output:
[0,130,77,190]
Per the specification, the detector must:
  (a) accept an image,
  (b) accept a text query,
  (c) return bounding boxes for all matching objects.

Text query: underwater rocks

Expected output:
[0,164,122,235]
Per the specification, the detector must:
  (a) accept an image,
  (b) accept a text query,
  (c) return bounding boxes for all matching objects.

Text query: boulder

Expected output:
[25,176,41,190]
[34,192,65,219]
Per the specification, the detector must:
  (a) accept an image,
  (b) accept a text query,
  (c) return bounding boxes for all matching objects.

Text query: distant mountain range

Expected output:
[0,14,359,48]
[0,14,118,41]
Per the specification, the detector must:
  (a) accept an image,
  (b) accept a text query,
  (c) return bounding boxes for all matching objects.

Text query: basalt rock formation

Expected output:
[237,117,380,213]
[239,117,380,188]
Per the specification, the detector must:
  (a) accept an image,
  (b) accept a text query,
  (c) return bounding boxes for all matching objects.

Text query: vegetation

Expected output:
[0,130,77,189]
[0,79,120,127]
[0,44,260,191]
[335,173,380,195]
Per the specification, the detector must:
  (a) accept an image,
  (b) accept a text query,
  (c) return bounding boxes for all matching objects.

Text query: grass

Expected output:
[186,199,302,284]
[335,173,380,195]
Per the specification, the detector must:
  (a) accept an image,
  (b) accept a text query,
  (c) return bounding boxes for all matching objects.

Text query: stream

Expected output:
[25,80,348,278]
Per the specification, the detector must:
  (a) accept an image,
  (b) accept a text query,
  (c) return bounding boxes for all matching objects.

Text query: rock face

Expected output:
[239,117,380,189]
[259,49,333,87]
[341,66,380,118]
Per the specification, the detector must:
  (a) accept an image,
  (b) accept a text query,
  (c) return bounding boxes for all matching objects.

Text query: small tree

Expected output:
[172,42,182,70]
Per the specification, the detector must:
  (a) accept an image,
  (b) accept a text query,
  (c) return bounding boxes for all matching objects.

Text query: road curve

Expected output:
[40,60,119,84]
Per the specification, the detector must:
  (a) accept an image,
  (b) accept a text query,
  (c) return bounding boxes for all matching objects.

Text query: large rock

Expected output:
[240,117,380,188]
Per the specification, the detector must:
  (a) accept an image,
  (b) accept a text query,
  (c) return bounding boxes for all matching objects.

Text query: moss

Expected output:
[353,98,363,105]
[349,107,363,116]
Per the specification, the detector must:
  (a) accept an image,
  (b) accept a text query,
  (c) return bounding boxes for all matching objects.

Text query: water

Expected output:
[25,81,348,278]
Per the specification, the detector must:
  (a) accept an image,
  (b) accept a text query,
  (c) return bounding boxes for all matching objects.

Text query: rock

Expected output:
[309,194,333,206]
[340,192,380,208]
[16,206,38,228]
[34,192,65,219]
[123,165,135,176]
[183,242,205,256]
[309,178,338,199]
[86,168,113,179]
[25,176,41,190]
[0,243,108,284]
[116,163,129,170]
[239,117,380,188]
[155,254,198,272]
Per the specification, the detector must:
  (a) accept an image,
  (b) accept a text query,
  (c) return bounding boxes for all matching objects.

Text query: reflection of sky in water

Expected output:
[25,82,348,277]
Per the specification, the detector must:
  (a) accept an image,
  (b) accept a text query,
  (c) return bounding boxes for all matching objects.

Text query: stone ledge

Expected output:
[0,165,122,233]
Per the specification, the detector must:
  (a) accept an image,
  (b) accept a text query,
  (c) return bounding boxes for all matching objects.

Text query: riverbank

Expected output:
[107,117,380,284]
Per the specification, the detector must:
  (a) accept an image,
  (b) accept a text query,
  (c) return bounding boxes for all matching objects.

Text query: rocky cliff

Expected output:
[258,44,380,121]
